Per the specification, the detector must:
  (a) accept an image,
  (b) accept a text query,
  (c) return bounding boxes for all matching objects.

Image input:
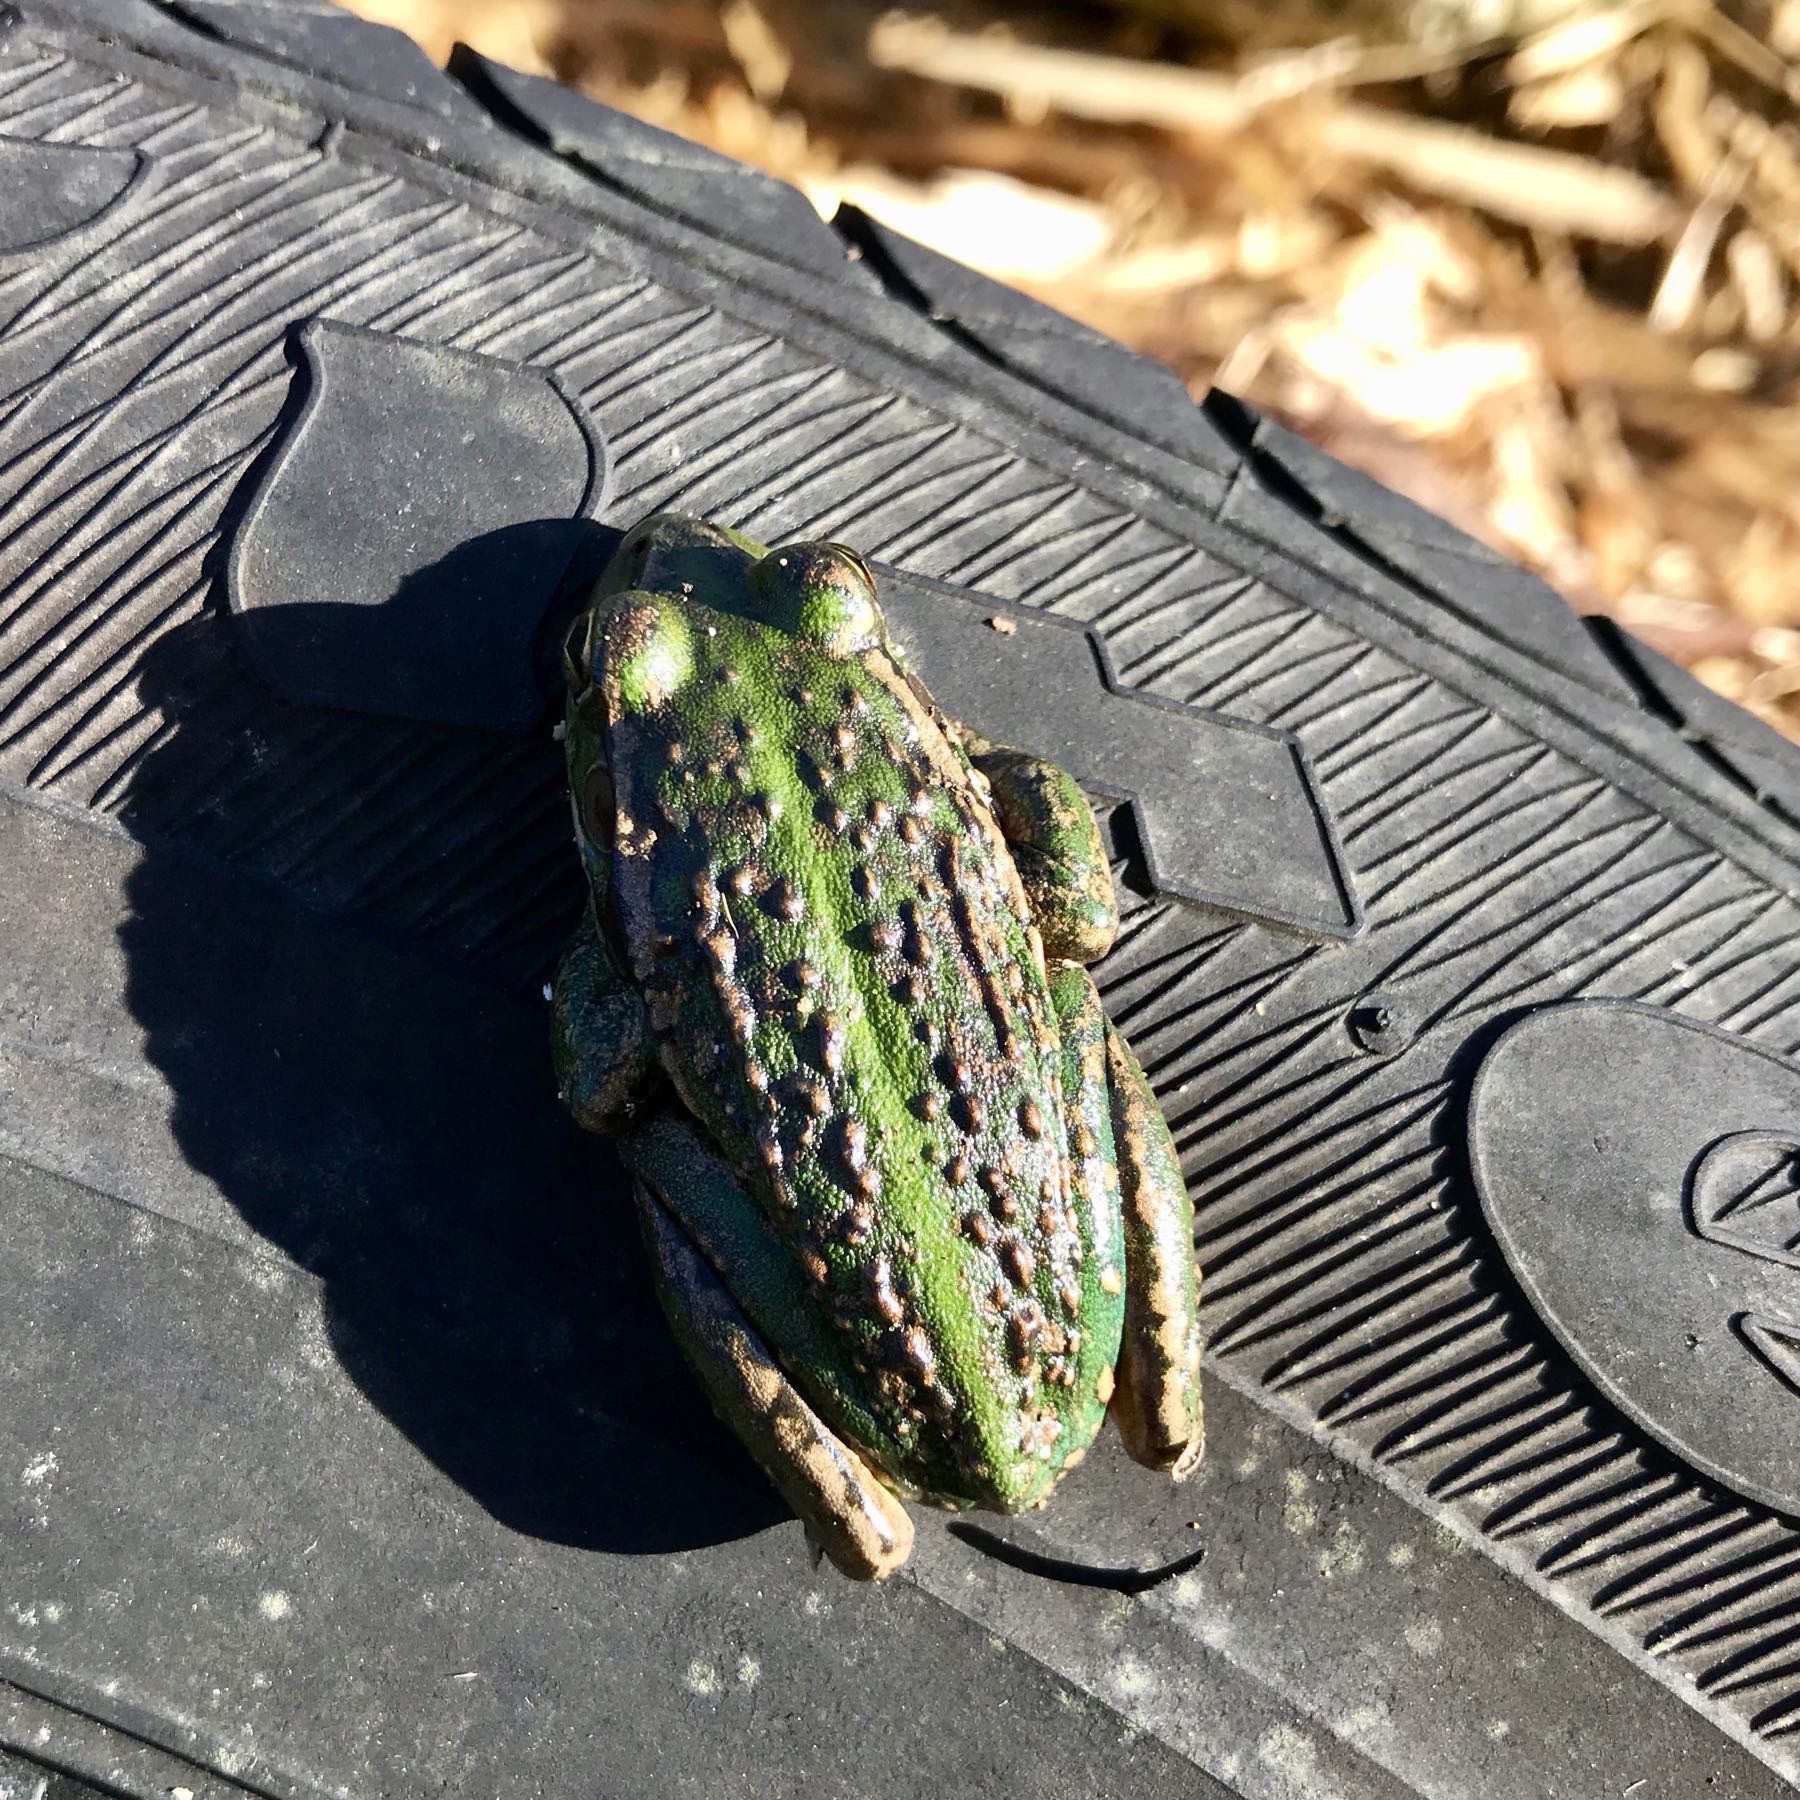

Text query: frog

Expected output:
[552,512,1203,1581]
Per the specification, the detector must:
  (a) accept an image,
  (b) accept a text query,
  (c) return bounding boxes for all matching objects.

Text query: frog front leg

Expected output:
[551,909,656,1133]
[625,1115,916,1582]
[957,728,1118,964]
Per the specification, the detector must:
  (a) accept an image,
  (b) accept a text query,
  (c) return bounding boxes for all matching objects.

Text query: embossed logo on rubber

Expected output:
[1470,1001,1800,1516]
[1691,1131,1800,1273]
[229,318,612,731]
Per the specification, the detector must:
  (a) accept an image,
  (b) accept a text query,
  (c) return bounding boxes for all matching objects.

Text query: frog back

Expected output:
[595,593,1126,1510]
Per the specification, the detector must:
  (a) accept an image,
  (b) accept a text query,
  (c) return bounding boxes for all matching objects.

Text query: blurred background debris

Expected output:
[348,0,1800,743]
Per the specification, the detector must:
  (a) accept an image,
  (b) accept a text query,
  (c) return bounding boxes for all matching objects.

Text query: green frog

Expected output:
[553,514,1203,1580]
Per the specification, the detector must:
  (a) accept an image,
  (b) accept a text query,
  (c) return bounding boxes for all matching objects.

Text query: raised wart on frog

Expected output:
[552,512,1203,1580]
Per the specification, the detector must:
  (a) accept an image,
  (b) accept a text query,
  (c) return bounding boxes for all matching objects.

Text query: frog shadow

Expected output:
[113,528,785,1558]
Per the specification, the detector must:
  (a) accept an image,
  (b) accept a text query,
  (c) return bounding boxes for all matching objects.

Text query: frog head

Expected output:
[588,514,885,651]
[558,517,891,867]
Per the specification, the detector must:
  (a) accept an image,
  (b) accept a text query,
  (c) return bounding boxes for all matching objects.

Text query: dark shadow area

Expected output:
[113,526,784,1558]
[948,1520,1206,1594]
[232,518,612,732]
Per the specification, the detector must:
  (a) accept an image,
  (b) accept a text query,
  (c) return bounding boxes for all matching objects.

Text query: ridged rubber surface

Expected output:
[0,2,1797,1796]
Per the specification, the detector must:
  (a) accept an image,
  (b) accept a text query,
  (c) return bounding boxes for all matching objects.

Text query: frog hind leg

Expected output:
[959,728,1119,964]
[628,1124,915,1582]
[1044,965,1131,1461]
[1103,1014,1205,1479]
[550,909,654,1134]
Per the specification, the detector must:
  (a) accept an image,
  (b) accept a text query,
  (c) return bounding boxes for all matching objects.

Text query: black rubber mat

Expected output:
[0,2,1797,1794]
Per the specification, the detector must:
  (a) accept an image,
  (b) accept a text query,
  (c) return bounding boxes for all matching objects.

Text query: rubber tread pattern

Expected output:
[1588,617,1800,824]
[835,205,1245,477]
[165,0,482,122]
[0,0,1797,1789]
[450,46,874,286]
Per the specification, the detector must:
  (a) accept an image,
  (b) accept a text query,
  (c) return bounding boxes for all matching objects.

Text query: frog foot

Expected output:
[636,1182,915,1581]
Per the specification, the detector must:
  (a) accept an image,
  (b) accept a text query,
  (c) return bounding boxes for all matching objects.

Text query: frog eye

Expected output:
[817,542,877,595]
[751,542,883,657]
